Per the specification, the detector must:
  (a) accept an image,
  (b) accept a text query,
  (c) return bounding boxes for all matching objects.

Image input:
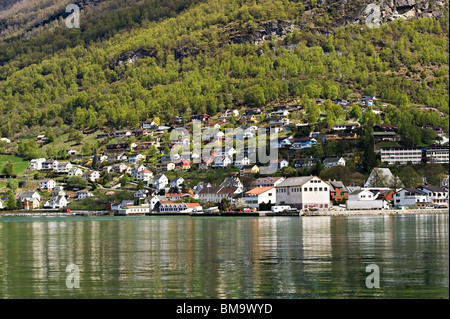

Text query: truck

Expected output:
[271,205,292,213]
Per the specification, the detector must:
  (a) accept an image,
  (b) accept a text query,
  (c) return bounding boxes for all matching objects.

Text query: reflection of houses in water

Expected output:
[302,217,332,264]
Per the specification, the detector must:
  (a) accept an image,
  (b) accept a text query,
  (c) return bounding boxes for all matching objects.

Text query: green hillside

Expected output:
[0,0,448,142]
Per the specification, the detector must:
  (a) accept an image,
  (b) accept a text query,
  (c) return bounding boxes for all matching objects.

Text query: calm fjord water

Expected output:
[0,214,448,298]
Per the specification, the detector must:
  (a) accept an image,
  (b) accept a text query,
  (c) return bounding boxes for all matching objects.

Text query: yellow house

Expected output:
[240,165,260,177]
[157,162,176,171]
[22,198,40,210]
[238,114,258,124]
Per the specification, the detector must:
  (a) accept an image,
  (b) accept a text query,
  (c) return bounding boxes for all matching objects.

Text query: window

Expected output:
[314,188,317,191]
[319,187,322,191]
[304,188,308,192]
[309,188,313,191]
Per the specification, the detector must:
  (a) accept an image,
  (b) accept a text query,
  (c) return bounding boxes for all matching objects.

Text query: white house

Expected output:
[136,169,153,182]
[108,153,127,163]
[96,155,108,163]
[275,176,331,210]
[234,157,251,168]
[346,189,389,210]
[131,164,147,177]
[57,162,73,173]
[170,177,185,189]
[41,160,59,171]
[269,159,289,171]
[323,157,346,169]
[76,191,94,200]
[82,170,100,182]
[43,195,68,209]
[416,185,449,205]
[216,147,236,158]
[273,137,292,148]
[153,174,168,191]
[243,186,276,209]
[68,167,83,177]
[111,163,129,174]
[212,156,232,168]
[29,158,46,170]
[39,178,56,191]
[393,188,428,207]
[128,153,146,164]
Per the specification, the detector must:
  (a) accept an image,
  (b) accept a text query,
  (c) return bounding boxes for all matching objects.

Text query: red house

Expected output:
[327,181,348,203]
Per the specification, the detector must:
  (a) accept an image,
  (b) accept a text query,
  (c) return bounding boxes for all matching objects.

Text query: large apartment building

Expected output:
[380,147,424,165]
[425,146,449,164]
[381,146,449,165]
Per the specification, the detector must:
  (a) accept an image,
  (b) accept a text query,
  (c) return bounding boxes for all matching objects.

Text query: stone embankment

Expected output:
[306,209,449,216]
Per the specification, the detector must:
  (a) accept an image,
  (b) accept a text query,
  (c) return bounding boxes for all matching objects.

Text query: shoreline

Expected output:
[0,208,448,218]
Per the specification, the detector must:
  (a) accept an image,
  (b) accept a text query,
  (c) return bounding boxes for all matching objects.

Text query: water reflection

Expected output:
[0,214,448,298]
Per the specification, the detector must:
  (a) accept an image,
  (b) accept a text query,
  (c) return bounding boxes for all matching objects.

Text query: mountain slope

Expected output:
[0,0,448,143]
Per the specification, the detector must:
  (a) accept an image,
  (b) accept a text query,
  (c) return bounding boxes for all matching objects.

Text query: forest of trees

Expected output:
[0,0,448,140]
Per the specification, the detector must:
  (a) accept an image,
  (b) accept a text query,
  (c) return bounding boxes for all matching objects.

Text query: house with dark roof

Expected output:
[346,189,389,210]
[416,185,449,205]
[251,177,285,188]
[326,180,348,203]
[44,195,68,209]
[393,188,428,207]
[294,157,318,169]
[323,157,346,169]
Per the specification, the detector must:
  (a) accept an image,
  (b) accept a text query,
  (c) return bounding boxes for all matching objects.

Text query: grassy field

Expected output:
[38,131,99,155]
[0,155,29,175]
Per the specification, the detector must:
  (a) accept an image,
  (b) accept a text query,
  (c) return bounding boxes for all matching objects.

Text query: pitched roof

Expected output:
[349,189,371,196]
[323,157,343,163]
[217,187,239,194]
[185,203,201,208]
[399,188,427,195]
[328,181,345,189]
[138,169,152,173]
[245,186,274,195]
[198,186,222,194]
[252,177,284,185]
[419,185,446,192]
[276,176,314,187]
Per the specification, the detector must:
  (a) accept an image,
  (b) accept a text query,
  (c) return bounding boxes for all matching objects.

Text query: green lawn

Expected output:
[0,155,29,175]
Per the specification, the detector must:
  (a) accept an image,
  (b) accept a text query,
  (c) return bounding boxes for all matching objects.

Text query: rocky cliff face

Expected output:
[357,0,448,24]
[229,0,448,46]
